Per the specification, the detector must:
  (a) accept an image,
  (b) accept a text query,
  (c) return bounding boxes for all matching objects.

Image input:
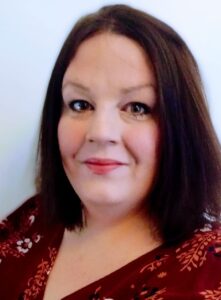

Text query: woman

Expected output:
[1,4,221,300]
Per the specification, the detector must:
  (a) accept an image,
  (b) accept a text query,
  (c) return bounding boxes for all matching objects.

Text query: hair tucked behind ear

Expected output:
[37,4,221,244]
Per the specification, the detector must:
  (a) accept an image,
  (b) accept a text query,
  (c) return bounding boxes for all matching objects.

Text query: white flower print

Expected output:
[17,238,33,253]
[29,215,35,225]
[33,234,41,243]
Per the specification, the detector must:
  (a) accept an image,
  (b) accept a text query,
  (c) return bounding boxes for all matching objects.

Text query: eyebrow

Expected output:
[121,83,156,94]
[62,81,155,94]
[62,81,90,92]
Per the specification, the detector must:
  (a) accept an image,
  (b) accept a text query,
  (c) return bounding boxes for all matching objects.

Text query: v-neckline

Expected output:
[59,240,166,300]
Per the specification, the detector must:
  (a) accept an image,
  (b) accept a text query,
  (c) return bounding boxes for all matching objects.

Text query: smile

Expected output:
[84,158,126,175]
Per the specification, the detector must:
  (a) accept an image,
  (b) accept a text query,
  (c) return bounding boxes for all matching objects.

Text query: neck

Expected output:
[66,206,162,254]
[82,200,152,229]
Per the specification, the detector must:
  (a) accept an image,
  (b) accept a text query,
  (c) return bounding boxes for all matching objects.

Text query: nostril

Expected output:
[85,116,121,144]
[110,140,117,144]
[88,138,117,144]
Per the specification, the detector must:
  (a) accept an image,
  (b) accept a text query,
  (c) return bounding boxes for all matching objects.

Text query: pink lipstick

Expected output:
[84,158,125,174]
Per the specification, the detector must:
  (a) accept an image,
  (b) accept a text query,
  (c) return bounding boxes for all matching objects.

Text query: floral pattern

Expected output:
[22,247,57,299]
[140,254,169,273]
[0,198,41,262]
[131,285,166,300]
[200,281,221,299]
[176,225,221,272]
[147,288,166,300]
[1,196,221,299]
[17,238,33,253]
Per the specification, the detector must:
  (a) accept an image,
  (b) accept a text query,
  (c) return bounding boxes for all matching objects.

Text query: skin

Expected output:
[58,32,160,225]
[44,32,161,300]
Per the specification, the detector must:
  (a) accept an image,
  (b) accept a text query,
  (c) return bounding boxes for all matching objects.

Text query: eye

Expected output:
[124,102,151,119]
[68,99,93,112]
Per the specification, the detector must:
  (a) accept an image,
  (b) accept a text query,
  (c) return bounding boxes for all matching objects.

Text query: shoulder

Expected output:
[175,223,221,269]
[0,194,41,235]
[0,194,42,261]
[172,224,221,297]
[0,195,64,299]
[133,224,221,298]
[174,223,221,272]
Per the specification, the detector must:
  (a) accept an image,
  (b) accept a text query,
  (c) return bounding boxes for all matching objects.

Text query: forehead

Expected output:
[62,32,156,91]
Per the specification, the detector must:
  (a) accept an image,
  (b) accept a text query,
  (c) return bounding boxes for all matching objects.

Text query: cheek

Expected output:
[57,117,84,158]
[126,123,160,167]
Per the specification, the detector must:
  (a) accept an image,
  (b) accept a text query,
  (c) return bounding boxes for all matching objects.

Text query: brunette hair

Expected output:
[38,4,221,244]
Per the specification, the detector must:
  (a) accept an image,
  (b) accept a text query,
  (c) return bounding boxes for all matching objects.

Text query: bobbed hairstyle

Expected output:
[38,4,221,245]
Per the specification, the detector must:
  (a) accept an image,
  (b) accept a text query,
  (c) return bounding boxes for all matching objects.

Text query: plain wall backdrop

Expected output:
[0,0,220,220]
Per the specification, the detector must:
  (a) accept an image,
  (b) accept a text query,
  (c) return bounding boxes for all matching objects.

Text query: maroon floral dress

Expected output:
[1,194,221,300]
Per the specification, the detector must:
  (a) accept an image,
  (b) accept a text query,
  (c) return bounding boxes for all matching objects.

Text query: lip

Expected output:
[84,158,126,174]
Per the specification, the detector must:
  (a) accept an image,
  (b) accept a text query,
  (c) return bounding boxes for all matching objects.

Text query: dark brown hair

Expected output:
[38,4,221,244]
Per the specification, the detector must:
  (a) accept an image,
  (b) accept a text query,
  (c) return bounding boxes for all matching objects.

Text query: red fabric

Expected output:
[1,195,221,300]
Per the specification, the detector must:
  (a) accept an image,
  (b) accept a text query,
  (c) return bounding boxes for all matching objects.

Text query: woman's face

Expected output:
[58,32,160,217]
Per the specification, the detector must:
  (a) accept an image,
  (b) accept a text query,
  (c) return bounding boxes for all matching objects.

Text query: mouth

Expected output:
[84,158,126,174]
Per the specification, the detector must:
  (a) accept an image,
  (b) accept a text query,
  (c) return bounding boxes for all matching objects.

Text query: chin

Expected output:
[82,193,124,206]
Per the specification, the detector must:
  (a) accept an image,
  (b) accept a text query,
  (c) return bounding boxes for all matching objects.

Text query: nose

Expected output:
[85,108,121,145]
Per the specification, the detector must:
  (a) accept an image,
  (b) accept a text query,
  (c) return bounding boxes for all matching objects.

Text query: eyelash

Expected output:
[124,102,151,119]
[68,99,151,119]
[68,99,93,112]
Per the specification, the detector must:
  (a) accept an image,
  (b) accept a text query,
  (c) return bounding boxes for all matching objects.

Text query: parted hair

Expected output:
[38,4,221,244]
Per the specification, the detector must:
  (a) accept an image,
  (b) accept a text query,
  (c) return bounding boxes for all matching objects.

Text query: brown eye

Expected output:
[69,100,93,112]
[124,102,151,119]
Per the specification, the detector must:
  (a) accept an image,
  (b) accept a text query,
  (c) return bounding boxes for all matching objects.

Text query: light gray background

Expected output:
[0,0,220,220]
